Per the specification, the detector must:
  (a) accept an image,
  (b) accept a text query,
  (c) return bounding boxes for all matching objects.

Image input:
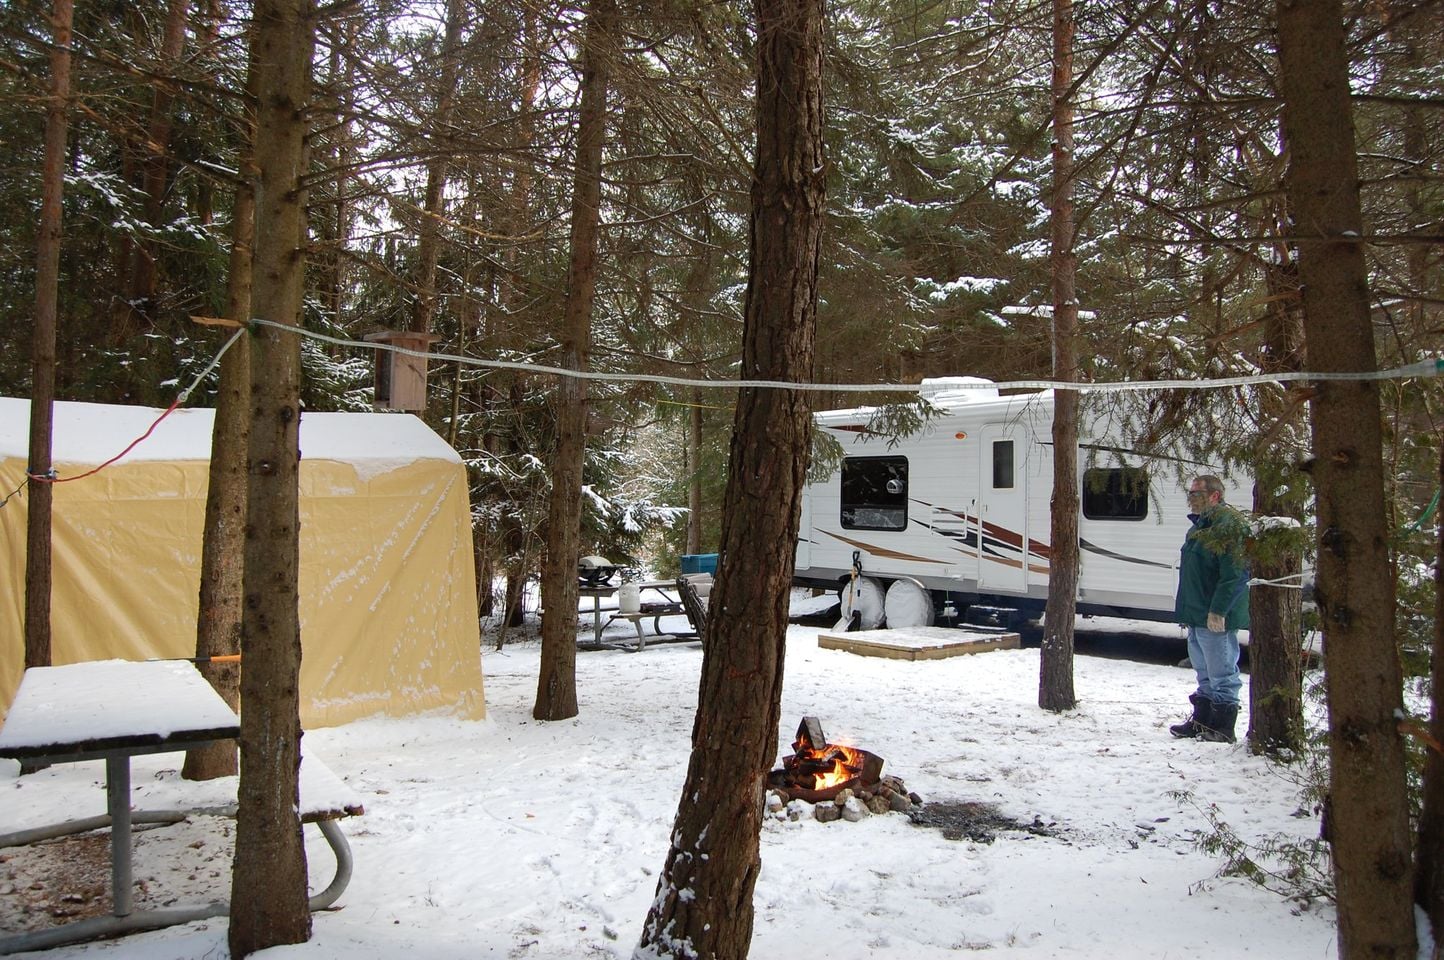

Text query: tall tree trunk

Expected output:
[1039,0,1077,713]
[1381,0,1431,335]
[1274,3,1416,957]
[636,0,825,955]
[184,79,258,781]
[24,0,74,679]
[128,0,190,318]
[228,0,315,954]
[534,0,616,721]
[315,15,356,332]
[410,0,467,337]
[493,5,541,627]
[687,389,703,554]
[1421,439,1444,947]
[502,515,528,629]
[1248,246,1306,753]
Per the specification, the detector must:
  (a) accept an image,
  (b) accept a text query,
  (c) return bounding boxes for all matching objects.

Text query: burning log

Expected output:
[769,716,887,804]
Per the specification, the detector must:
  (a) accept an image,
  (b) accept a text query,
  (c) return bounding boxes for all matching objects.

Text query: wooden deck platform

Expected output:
[817,626,1021,661]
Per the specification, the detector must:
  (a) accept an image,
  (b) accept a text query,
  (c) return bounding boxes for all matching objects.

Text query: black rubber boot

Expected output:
[1169,693,1211,739]
[1199,702,1239,743]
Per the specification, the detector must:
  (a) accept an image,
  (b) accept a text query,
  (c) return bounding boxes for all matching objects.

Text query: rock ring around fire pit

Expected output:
[766,717,923,824]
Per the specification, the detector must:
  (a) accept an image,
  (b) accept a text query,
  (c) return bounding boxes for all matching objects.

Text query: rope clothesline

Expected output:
[0,328,246,507]
[3,314,1441,506]
[246,317,1444,396]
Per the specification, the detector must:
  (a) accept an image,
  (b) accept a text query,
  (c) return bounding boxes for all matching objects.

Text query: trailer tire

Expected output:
[838,576,885,630]
[884,578,934,628]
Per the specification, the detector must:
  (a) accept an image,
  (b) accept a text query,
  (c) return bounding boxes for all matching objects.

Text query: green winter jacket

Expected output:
[1174,503,1250,630]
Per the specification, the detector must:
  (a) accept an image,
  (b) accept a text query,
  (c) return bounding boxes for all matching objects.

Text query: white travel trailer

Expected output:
[793,378,1251,627]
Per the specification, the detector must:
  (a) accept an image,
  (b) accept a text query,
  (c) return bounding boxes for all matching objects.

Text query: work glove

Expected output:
[1206,612,1225,633]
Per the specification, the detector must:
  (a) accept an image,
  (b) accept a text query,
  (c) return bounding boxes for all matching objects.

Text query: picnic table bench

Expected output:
[0,659,363,954]
[602,598,689,649]
[574,579,694,651]
[594,574,712,652]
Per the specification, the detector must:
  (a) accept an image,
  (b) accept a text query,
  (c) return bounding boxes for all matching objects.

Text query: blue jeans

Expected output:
[1187,625,1241,707]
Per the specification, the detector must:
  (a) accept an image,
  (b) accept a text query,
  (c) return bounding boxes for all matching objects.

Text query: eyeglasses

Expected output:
[1186,489,1209,500]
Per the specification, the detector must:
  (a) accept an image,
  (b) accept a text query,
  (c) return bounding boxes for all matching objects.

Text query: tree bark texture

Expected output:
[409,0,467,336]
[127,0,190,317]
[1247,251,1305,753]
[1039,0,1077,713]
[317,18,357,331]
[1274,3,1416,957]
[635,0,825,955]
[486,6,541,631]
[228,0,315,954]
[534,0,616,722]
[1246,489,1305,753]
[24,0,74,674]
[1382,0,1431,332]
[184,107,257,781]
[687,391,703,555]
[1418,439,1444,944]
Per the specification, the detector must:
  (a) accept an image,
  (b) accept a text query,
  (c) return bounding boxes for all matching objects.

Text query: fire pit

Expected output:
[769,717,883,802]
[767,718,920,825]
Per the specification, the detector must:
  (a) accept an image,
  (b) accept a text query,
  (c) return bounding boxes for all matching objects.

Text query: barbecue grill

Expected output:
[577,555,618,587]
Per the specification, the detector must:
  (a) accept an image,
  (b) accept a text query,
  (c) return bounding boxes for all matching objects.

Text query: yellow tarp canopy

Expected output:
[1,398,485,728]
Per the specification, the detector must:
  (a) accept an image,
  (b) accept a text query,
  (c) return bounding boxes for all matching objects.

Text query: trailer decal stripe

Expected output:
[926,501,1160,572]
[823,512,1078,574]
[977,553,1051,575]
[954,510,1051,562]
[820,530,941,563]
[1079,538,1174,570]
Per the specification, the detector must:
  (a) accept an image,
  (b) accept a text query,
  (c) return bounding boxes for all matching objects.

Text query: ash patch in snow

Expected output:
[907,801,1062,844]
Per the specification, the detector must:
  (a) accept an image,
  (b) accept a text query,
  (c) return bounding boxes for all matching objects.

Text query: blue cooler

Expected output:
[680,553,719,576]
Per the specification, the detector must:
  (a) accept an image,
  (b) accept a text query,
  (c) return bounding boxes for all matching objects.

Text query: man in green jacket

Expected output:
[1170,474,1250,743]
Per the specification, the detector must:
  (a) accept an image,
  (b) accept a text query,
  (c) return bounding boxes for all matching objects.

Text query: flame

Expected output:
[807,744,863,790]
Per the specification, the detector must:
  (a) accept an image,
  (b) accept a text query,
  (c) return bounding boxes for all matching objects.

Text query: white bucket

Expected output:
[618,583,641,614]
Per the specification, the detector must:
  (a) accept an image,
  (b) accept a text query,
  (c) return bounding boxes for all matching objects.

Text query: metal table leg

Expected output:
[105,755,132,916]
[593,594,603,645]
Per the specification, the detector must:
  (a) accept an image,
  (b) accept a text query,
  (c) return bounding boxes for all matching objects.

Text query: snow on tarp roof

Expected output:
[0,398,460,474]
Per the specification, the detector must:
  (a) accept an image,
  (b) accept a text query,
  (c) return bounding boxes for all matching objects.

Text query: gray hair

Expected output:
[1192,474,1225,497]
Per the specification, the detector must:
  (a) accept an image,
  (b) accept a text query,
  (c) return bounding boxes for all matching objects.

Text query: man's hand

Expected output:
[1206,612,1225,633]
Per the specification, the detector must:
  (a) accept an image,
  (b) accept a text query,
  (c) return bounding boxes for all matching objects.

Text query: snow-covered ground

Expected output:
[1,610,1335,959]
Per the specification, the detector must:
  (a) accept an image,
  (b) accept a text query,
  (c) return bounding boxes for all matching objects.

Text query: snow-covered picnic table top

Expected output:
[0,659,240,760]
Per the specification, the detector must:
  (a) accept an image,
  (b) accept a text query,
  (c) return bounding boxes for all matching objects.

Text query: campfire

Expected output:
[770,717,883,802]
[767,718,920,823]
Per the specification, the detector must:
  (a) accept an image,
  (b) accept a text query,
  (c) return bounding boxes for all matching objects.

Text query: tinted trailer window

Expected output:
[841,457,909,530]
[1082,466,1149,520]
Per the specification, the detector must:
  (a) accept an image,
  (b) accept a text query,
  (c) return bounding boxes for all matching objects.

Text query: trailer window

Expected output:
[841,457,908,530]
[991,440,1014,489]
[1082,467,1149,520]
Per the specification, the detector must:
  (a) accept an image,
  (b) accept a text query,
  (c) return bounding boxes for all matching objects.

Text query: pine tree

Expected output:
[1275,0,1416,955]
[637,0,825,954]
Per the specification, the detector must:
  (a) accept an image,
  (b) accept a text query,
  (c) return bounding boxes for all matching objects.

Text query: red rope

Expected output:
[28,397,182,484]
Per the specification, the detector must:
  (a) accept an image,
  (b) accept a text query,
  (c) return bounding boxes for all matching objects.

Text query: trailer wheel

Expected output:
[884,578,934,628]
[838,576,885,630]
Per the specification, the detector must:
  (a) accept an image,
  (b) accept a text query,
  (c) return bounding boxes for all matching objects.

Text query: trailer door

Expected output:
[977,425,1029,595]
